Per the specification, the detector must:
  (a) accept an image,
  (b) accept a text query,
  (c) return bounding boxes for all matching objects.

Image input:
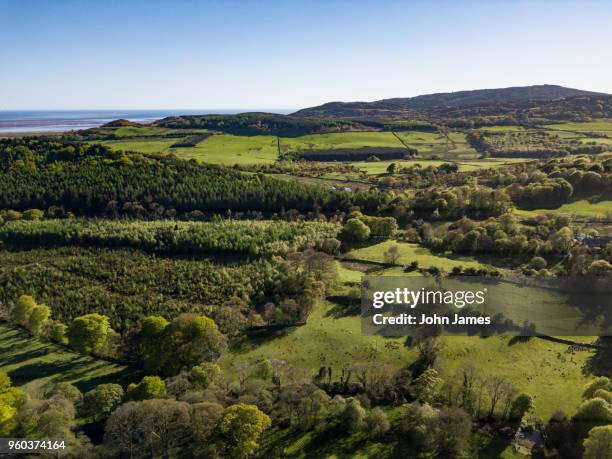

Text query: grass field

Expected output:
[513,199,612,219]
[225,296,594,421]
[104,133,280,165]
[0,322,135,395]
[224,300,416,372]
[280,132,404,151]
[346,240,486,271]
[349,158,525,175]
[544,120,612,133]
[394,131,478,158]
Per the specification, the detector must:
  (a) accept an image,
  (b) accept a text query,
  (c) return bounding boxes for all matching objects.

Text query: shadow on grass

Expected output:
[230,327,298,354]
[325,295,361,318]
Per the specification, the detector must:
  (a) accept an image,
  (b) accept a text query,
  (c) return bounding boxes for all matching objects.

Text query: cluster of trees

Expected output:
[0,138,391,217]
[541,376,612,458]
[374,162,462,189]
[489,155,611,208]
[396,185,511,220]
[340,211,398,243]
[0,218,341,257]
[416,213,612,276]
[468,130,611,158]
[300,147,412,162]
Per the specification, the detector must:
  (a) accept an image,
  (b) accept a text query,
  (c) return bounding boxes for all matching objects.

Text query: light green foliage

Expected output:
[126,376,166,401]
[22,209,44,220]
[583,425,612,459]
[0,219,341,256]
[26,304,51,335]
[592,389,612,404]
[191,363,221,389]
[412,368,442,404]
[0,373,26,435]
[573,398,612,423]
[584,377,612,399]
[68,313,112,355]
[219,403,272,458]
[81,383,124,422]
[48,321,68,345]
[10,294,37,327]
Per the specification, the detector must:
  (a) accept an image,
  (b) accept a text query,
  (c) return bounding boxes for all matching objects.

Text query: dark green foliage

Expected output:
[0,138,388,216]
[0,247,324,331]
[155,112,361,136]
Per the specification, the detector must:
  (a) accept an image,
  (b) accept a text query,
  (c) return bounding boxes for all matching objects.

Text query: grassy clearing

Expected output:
[439,335,596,419]
[224,300,416,372]
[346,240,486,271]
[0,322,135,395]
[225,297,592,422]
[513,199,612,219]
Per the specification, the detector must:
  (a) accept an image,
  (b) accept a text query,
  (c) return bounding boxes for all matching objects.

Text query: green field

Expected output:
[280,131,404,151]
[544,120,612,133]
[104,133,280,165]
[0,322,135,395]
[513,199,612,219]
[225,296,594,421]
[346,240,486,271]
[224,300,416,372]
[394,131,478,158]
[349,158,525,175]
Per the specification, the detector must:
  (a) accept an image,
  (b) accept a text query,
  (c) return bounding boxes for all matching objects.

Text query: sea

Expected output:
[0,109,292,133]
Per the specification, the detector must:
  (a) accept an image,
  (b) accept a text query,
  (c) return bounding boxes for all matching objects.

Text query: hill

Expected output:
[292,85,611,124]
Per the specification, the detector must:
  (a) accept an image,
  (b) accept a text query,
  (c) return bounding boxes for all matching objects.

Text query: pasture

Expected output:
[513,199,612,219]
[346,240,486,271]
[0,322,135,395]
[103,133,279,165]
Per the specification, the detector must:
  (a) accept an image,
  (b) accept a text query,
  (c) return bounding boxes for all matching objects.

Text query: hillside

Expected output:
[292,85,611,124]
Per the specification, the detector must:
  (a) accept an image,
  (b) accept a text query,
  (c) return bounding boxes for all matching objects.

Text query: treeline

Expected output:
[0,138,391,216]
[467,130,611,158]
[153,113,363,136]
[301,147,415,162]
[0,219,341,256]
[393,185,512,221]
[414,213,612,275]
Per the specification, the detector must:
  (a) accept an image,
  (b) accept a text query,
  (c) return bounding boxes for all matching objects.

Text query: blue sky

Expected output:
[0,0,610,109]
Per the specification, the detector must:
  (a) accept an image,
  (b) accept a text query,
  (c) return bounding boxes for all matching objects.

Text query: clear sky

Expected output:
[1,0,610,110]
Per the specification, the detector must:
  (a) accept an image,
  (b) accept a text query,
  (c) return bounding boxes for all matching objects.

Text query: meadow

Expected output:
[0,322,135,394]
[346,240,486,271]
[513,199,612,219]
